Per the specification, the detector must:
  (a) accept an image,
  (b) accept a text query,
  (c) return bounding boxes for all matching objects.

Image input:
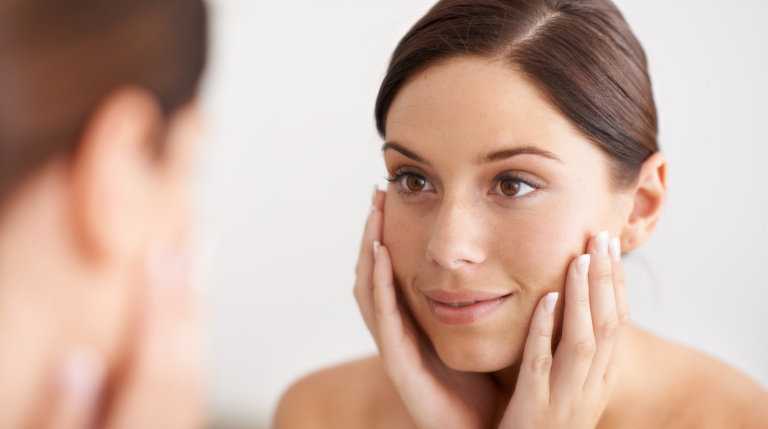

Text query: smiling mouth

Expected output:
[423,291,513,325]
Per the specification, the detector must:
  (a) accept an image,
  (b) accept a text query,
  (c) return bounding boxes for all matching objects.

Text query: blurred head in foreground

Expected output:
[0,0,207,426]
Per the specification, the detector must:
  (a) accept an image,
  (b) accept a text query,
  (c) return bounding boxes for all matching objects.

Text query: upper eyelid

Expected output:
[388,167,545,193]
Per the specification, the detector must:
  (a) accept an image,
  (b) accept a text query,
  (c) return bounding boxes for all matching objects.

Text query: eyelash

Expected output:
[386,167,427,197]
[386,168,543,198]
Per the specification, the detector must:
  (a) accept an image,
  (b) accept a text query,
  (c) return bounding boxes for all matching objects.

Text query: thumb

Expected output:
[45,348,106,429]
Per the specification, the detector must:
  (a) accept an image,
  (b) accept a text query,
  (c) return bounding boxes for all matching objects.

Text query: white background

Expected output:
[197,0,768,426]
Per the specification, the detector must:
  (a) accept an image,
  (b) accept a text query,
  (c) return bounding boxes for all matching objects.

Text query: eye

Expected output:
[496,178,535,197]
[399,174,433,192]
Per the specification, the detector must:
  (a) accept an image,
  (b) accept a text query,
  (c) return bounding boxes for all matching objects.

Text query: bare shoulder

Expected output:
[272,355,415,429]
[628,326,768,428]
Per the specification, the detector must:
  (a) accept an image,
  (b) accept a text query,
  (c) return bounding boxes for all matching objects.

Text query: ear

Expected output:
[620,152,667,252]
[70,87,164,261]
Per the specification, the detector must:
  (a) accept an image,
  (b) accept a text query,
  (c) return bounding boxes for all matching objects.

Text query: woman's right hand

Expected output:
[354,188,500,429]
[44,243,206,429]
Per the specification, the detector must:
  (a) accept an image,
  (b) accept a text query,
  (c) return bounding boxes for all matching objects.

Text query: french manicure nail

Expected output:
[609,237,621,262]
[595,231,609,256]
[544,292,559,314]
[372,185,378,204]
[373,241,380,261]
[576,254,590,278]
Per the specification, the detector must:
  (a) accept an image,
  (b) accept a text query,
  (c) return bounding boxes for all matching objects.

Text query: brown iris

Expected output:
[405,175,427,191]
[500,179,521,196]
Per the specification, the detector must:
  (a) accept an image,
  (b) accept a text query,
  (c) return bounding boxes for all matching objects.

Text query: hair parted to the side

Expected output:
[0,0,207,207]
[375,0,658,189]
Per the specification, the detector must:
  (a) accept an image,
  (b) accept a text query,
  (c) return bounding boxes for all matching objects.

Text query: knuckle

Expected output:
[617,308,631,326]
[595,270,613,285]
[573,338,597,360]
[612,270,626,285]
[374,301,389,320]
[530,354,553,375]
[598,316,620,340]
[575,293,591,308]
[535,324,554,340]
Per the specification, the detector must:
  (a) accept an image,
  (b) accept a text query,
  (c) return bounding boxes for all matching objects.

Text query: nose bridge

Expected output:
[426,192,486,269]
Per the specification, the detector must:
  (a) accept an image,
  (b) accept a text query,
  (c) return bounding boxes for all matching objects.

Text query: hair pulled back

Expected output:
[0,0,207,206]
[375,0,658,189]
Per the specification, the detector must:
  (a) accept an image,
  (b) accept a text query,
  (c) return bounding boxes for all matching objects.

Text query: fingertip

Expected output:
[373,187,386,211]
[544,292,559,315]
[609,237,621,262]
[576,254,590,278]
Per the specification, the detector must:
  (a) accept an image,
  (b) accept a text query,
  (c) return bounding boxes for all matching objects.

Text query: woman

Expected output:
[275,0,768,427]
[0,0,208,427]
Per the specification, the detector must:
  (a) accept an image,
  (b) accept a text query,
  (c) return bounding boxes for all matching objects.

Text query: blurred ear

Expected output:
[70,87,164,261]
[620,152,667,252]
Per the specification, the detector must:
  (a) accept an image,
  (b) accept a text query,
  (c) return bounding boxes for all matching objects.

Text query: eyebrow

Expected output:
[483,147,563,163]
[382,141,563,166]
[381,142,431,166]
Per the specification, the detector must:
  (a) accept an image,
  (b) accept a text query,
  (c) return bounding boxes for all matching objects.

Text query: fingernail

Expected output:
[372,185,378,204]
[576,254,590,278]
[595,231,609,256]
[59,348,105,406]
[373,241,380,261]
[544,292,558,314]
[609,237,621,262]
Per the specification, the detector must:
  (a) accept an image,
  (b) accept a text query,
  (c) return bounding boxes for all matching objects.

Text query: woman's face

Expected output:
[382,57,632,372]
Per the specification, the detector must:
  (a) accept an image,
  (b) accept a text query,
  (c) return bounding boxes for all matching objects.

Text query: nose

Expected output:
[425,197,487,270]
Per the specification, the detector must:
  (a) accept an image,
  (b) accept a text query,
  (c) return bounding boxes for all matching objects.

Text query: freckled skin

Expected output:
[382,57,628,372]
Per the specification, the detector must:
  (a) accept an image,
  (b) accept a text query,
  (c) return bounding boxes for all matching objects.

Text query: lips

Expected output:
[422,289,511,326]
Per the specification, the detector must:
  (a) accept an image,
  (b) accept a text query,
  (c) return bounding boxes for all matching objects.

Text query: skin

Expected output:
[274,57,768,428]
[0,87,206,429]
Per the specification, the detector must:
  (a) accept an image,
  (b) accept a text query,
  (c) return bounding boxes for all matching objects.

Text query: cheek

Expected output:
[491,194,611,296]
[382,192,433,286]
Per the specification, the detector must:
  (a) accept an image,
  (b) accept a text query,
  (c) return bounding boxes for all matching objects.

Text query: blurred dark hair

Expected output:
[0,0,207,206]
[375,0,657,189]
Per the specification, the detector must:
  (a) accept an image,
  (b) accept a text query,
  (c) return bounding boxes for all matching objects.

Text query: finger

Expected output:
[372,243,407,355]
[354,186,382,275]
[514,292,559,404]
[44,349,105,429]
[585,232,620,388]
[604,237,630,384]
[551,254,594,399]
[106,243,205,429]
[353,186,386,337]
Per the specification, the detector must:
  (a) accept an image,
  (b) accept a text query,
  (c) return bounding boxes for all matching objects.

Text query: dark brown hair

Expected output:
[375,0,658,189]
[0,0,207,206]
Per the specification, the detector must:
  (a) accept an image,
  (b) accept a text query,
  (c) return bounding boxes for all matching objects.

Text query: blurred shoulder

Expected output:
[629,327,768,428]
[272,355,415,429]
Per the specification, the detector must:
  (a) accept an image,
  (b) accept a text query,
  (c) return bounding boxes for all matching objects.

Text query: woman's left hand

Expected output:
[499,232,630,429]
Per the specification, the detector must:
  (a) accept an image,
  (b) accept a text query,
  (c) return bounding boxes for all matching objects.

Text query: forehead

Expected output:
[385,56,590,164]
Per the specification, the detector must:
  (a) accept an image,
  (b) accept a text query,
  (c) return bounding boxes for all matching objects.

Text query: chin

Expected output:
[430,332,525,373]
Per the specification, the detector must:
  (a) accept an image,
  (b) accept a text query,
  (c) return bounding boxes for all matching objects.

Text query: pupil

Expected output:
[407,175,425,191]
[501,179,520,196]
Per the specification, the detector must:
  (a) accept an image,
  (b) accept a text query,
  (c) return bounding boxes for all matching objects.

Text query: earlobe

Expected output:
[70,87,164,261]
[620,152,667,252]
